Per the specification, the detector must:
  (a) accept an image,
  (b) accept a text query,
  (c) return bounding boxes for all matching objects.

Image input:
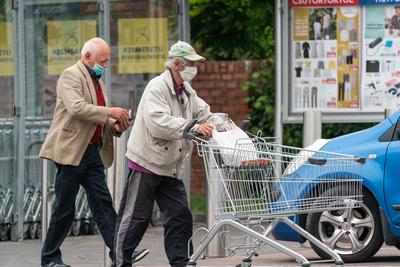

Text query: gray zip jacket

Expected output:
[126,70,212,179]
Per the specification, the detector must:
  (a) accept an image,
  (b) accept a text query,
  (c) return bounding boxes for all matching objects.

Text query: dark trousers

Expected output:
[114,170,193,267]
[41,143,117,265]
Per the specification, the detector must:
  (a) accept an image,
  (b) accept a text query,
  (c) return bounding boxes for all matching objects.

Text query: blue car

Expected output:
[272,111,400,262]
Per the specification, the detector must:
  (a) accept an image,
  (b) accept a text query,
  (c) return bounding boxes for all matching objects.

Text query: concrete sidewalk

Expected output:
[1,224,400,267]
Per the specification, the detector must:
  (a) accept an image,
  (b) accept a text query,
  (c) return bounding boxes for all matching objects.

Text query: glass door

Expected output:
[0,0,15,241]
[19,0,103,240]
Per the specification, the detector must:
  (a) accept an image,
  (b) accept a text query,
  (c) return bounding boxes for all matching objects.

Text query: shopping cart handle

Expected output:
[241,117,251,131]
[183,119,198,140]
[308,157,327,165]
[355,157,366,164]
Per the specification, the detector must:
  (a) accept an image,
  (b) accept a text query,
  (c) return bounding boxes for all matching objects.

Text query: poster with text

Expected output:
[0,22,14,76]
[291,7,360,112]
[47,20,97,75]
[118,18,168,74]
[362,6,400,111]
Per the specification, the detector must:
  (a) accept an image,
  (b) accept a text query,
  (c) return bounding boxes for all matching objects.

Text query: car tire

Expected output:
[306,187,383,262]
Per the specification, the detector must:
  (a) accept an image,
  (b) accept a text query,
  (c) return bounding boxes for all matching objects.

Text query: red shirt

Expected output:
[90,81,105,144]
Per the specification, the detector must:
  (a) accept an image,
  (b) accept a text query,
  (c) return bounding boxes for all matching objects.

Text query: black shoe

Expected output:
[131,249,150,263]
[41,263,71,267]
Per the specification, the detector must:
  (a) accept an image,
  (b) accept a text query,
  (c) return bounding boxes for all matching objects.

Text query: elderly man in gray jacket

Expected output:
[113,41,223,267]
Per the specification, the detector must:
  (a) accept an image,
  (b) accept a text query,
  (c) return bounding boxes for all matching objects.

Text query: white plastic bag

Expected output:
[210,127,258,167]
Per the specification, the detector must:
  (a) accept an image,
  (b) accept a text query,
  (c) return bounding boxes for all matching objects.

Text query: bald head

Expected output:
[81,37,110,69]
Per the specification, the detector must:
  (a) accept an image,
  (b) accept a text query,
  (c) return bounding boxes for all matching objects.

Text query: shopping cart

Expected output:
[184,124,364,267]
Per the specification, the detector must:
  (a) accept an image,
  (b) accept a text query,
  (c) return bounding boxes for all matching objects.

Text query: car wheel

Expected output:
[306,187,383,262]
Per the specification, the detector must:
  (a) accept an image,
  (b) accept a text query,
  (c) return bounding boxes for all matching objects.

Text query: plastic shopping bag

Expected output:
[210,127,259,167]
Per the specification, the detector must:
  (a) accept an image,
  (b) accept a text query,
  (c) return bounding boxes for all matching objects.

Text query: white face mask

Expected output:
[179,66,198,81]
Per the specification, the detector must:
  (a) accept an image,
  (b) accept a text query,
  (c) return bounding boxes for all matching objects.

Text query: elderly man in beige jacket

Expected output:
[113,41,230,267]
[39,37,148,267]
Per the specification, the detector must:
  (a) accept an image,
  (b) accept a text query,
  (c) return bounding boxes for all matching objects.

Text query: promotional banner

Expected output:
[289,0,359,7]
[118,18,168,74]
[47,20,96,75]
[362,5,400,110]
[291,7,360,111]
[0,22,14,77]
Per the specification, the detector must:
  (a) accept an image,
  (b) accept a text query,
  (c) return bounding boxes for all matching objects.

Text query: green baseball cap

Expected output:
[168,40,205,61]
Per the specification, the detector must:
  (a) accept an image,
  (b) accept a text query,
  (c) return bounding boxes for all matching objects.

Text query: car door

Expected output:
[384,117,400,225]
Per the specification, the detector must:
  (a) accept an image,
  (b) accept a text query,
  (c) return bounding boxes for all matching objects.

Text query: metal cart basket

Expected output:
[187,133,364,267]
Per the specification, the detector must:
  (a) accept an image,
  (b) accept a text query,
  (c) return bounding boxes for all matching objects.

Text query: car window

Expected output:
[379,121,398,142]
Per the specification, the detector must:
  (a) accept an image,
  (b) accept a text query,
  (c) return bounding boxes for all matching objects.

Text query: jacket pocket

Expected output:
[60,128,79,138]
[153,138,168,147]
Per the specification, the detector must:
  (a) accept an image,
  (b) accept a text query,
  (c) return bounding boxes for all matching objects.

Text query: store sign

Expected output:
[0,22,14,77]
[360,0,400,4]
[289,0,359,7]
[291,7,360,111]
[47,20,96,75]
[118,18,168,74]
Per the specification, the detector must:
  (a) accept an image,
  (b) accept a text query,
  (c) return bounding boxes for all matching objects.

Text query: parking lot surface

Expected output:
[1,224,399,267]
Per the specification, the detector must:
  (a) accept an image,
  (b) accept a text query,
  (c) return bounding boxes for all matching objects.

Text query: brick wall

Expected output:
[190,60,261,196]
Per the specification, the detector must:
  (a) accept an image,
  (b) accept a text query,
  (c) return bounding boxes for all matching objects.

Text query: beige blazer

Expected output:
[39,60,116,168]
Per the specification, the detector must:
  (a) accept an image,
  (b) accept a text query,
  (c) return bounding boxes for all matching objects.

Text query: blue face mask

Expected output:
[92,62,105,76]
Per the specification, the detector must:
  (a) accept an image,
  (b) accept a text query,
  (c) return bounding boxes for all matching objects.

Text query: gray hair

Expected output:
[164,57,186,69]
[81,38,105,57]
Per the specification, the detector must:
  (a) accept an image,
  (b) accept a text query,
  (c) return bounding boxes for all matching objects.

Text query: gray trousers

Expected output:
[113,170,193,267]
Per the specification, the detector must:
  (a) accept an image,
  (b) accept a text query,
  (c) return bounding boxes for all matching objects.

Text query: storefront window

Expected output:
[109,0,178,110]
[0,0,182,240]
[0,0,14,118]
[24,1,99,118]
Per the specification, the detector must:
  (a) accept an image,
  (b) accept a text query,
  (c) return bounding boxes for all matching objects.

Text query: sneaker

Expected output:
[131,248,150,263]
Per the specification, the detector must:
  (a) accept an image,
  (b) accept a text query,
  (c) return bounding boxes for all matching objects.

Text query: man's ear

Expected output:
[85,52,92,61]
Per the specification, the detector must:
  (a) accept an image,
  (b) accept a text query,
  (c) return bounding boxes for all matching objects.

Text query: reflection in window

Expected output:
[24,2,98,118]
[0,2,14,118]
[110,0,178,110]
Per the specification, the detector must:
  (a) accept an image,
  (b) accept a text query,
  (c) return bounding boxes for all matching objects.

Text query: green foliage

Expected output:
[190,195,206,213]
[190,0,274,60]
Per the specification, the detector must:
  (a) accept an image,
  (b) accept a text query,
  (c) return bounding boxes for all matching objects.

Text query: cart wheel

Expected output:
[36,223,42,240]
[71,220,81,236]
[28,223,37,239]
[81,222,90,235]
[0,225,7,241]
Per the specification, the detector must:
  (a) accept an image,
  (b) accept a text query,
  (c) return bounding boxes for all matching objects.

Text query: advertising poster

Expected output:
[336,7,360,109]
[0,22,14,76]
[118,18,168,74]
[292,6,360,112]
[362,5,400,110]
[47,20,96,75]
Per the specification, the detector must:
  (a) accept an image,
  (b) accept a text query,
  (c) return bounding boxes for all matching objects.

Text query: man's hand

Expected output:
[108,107,129,125]
[113,121,129,133]
[196,122,214,138]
